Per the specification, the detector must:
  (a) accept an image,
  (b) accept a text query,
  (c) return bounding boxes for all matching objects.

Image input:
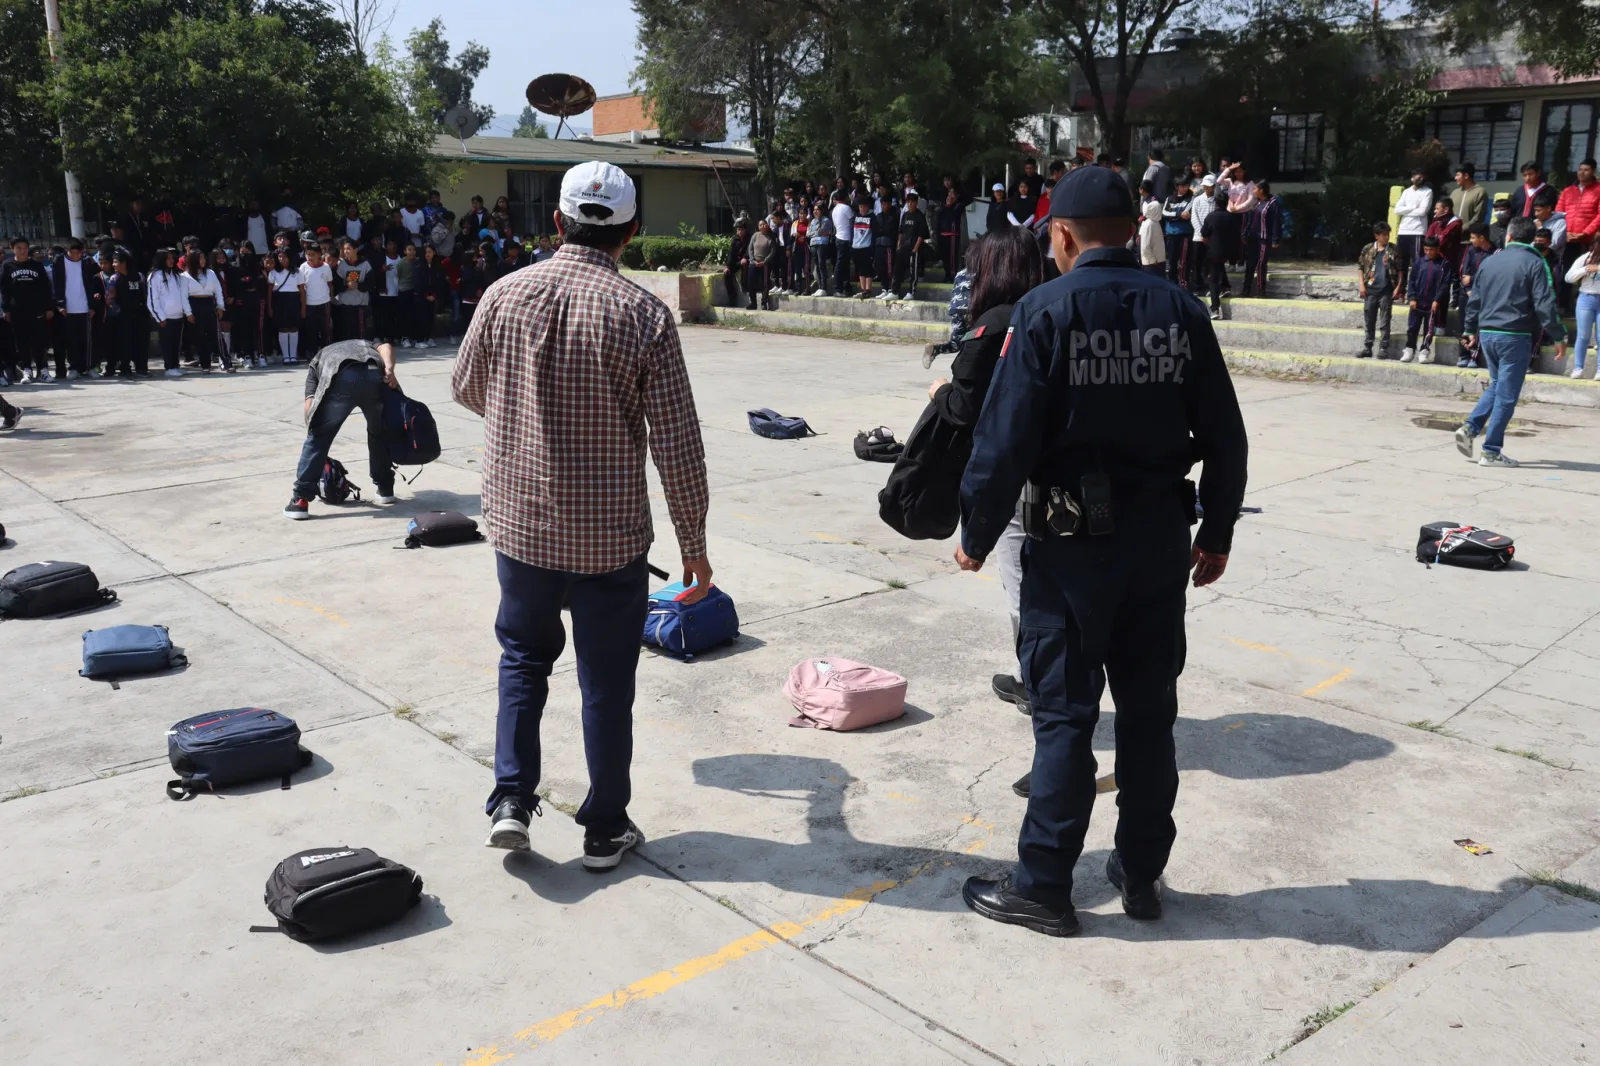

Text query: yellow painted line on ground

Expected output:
[1228,636,1290,658]
[807,531,842,542]
[730,511,763,523]
[454,880,899,1066]
[1302,666,1354,698]
[270,597,350,628]
[1223,720,1246,732]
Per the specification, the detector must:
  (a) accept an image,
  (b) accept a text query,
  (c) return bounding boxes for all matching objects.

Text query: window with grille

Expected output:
[1538,101,1597,182]
[1427,103,1524,182]
[1269,113,1324,180]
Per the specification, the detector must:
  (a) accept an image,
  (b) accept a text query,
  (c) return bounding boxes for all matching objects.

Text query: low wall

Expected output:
[619,270,731,323]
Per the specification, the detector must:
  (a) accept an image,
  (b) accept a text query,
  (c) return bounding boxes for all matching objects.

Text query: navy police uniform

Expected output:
[959,166,1248,930]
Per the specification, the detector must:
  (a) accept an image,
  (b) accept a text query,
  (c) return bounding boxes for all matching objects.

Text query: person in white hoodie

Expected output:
[180,250,228,372]
[1564,243,1600,377]
[145,250,191,378]
[1138,199,1166,276]
[1394,169,1434,295]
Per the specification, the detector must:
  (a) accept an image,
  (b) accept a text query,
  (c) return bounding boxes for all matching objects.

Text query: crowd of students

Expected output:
[0,187,558,388]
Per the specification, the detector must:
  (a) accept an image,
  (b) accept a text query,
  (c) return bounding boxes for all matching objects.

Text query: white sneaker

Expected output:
[809,288,825,297]
[164,368,183,378]
[1454,424,1476,458]
[374,494,398,505]
[1400,348,1415,363]
[1572,367,1587,379]
[65,368,80,380]
[1418,347,1435,364]
[401,339,413,349]
[1479,451,1518,467]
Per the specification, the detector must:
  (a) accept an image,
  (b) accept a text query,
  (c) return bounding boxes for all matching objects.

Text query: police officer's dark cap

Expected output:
[1049,166,1136,220]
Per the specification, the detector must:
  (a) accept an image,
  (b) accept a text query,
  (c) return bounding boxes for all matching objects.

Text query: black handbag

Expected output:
[877,402,972,540]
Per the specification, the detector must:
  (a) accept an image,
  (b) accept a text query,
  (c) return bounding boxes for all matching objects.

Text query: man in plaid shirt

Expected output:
[452,160,712,869]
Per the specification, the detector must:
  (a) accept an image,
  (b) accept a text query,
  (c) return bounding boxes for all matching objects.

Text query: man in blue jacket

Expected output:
[1455,215,1566,467]
[954,166,1248,936]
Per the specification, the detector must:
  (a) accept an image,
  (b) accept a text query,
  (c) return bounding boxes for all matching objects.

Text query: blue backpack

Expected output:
[642,586,740,659]
[748,408,815,440]
[81,623,186,679]
[384,389,441,468]
[166,707,311,800]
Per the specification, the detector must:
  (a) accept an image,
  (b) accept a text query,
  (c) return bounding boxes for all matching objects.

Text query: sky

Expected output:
[387,0,642,136]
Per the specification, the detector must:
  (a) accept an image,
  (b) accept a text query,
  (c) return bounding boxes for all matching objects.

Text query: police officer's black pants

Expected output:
[1012,504,1190,907]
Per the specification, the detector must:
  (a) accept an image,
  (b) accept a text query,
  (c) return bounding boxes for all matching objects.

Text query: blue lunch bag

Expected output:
[166,707,312,800]
[642,586,739,659]
[80,624,185,679]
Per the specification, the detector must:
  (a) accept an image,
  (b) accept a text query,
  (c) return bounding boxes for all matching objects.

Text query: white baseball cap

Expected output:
[991,182,1005,192]
[559,161,637,225]
[1201,175,1217,187]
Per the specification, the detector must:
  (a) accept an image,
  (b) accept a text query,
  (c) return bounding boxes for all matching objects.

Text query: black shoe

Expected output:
[1106,850,1162,920]
[1358,349,1372,359]
[486,796,539,850]
[991,674,1031,715]
[583,820,643,872]
[962,875,1080,937]
[1012,771,1031,798]
[1,409,19,431]
[282,497,311,520]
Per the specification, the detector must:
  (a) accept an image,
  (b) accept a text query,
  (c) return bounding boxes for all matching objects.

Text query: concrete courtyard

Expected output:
[2,326,1598,1065]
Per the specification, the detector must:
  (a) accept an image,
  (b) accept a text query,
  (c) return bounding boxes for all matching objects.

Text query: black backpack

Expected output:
[403,510,484,548]
[854,427,904,463]
[383,388,442,468]
[878,403,972,540]
[318,458,362,504]
[0,561,118,618]
[1417,522,1515,570]
[261,847,422,942]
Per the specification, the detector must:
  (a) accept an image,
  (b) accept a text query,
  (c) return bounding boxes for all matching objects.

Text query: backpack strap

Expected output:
[165,776,206,801]
[281,747,314,790]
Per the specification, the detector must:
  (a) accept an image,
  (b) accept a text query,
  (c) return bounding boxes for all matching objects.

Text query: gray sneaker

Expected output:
[1454,424,1476,458]
[922,343,939,370]
[1479,451,1518,467]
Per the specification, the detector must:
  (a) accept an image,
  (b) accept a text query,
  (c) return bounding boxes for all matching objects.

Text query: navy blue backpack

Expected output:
[642,586,740,659]
[384,389,441,469]
[166,707,312,800]
[81,624,186,679]
[748,408,815,440]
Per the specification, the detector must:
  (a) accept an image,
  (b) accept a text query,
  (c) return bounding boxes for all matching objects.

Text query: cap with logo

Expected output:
[559,161,638,226]
[1049,166,1137,220]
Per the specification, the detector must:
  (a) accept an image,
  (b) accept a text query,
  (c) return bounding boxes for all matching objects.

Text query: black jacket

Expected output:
[1,257,55,316]
[50,255,106,314]
[1202,208,1241,262]
[870,210,898,246]
[932,304,1014,426]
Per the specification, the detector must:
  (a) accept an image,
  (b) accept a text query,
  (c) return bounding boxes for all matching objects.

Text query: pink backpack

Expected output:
[784,657,907,731]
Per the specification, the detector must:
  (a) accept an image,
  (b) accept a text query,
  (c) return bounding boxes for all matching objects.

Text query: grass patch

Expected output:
[715,895,740,913]
[1527,870,1600,905]
[392,703,416,720]
[537,787,580,817]
[1271,1001,1357,1056]
[1406,719,1459,737]
[885,578,908,590]
[474,755,493,769]
[1494,745,1571,769]
[1,785,43,802]
[436,731,458,746]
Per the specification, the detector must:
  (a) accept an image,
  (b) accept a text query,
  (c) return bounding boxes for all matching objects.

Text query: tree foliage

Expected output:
[0,0,59,207]
[400,17,492,130]
[1412,0,1600,81]
[12,0,435,218]
[512,106,550,139]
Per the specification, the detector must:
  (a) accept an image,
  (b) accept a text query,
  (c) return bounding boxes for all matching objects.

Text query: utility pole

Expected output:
[41,0,86,239]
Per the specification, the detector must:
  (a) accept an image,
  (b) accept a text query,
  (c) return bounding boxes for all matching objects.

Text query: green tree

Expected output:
[401,17,492,129]
[0,0,58,208]
[1413,1,1600,81]
[513,106,550,139]
[35,0,433,218]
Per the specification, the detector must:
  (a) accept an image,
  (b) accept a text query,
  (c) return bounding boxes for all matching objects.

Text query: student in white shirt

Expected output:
[268,248,303,363]
[400,194,426,248]
[244,199,271,260]
[272,186,304,237]
[831,194,856,298]
[851,201,876,299]
[297,246,334,361]
[180,250,228,372]
[145,250,192,378]
[342,201,365,244]
[1394,169,1434,294]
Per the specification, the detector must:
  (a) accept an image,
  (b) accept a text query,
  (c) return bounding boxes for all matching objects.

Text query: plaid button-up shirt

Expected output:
[451,243,709,574]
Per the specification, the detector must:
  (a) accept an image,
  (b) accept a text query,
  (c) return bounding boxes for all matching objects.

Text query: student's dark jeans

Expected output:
[835,242,854,294]
[291,363,394,500]
[486,549,650,837]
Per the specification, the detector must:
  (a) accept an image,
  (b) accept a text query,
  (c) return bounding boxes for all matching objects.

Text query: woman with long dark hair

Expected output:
[230,244,267,367]
[181,249,226,372]
[145,249,190,378]
[928,224,1043,714]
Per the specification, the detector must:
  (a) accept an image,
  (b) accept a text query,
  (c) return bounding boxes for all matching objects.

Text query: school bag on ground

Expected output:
[878,403,971,540]
[784,657,907,731]
[383,389,442,470]
[642,585,740,659]
[166,707,313,800]
[403,510,483,548]
[854,426,903,463]
[1416,522,1515,570]
[318,457,362,504]
[0,560,117,618]
[748,408,815,440]
[81,624,185,679]
[261,847,422,943]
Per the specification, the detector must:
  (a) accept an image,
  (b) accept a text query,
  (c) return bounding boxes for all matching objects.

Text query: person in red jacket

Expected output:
[1556,158,1600,304]
[1426,197,1463,310]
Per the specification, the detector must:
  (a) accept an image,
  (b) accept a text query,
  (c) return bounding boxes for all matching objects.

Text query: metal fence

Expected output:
[0,196,65,243]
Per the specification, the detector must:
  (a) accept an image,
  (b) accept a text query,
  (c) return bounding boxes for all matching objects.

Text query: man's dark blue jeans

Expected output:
[292,362,393,500]
[487,550,649,837]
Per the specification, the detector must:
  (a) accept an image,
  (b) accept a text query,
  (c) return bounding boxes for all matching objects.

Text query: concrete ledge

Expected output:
[767,293,946,322]
[703,307,945,341]
[1222,347,1600,408]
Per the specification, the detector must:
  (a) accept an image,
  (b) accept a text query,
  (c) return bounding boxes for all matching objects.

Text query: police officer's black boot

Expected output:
[1106,850,1162,920]
[962,875,1080,937]
[991,674,1030,715]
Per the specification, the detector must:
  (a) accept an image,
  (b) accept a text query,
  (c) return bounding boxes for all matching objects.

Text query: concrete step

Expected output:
[704,307,947,342]
[1221,347,1600,408]
[768,292,947,322]
[1212,319,1463,363]
[1227,297,1366,329]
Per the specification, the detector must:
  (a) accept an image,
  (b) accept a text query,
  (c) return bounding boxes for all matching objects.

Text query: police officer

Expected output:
[955,165,1248,937]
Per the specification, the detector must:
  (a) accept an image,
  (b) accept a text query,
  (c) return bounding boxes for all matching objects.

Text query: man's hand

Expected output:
[680,556,714,603]
[384,367,398,389]
[303,395,313,418]
[1190,547,1228,588]
[1556,341,1569,360]
[928,376,948,400]
[1409,299,1418,310]
[186,314,195,324]
[1462,333,1477,350]
[955,546,983,572]
[1358,285,1367,299]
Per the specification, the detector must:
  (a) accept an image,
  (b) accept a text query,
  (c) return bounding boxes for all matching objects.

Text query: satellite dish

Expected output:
[443,105,481,148]
[526,73,596,139]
